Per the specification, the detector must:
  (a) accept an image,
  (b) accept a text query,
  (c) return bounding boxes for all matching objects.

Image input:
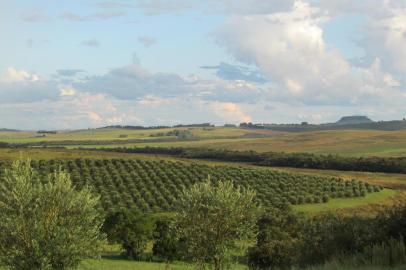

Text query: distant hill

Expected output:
[335,116,373,125]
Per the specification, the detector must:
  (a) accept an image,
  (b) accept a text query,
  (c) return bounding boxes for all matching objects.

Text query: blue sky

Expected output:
[1,0,406,129]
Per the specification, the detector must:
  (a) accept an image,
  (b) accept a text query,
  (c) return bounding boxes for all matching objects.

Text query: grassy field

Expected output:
[0,127,277,143]
[129,129,406,157]
[293,189,399,214]
[78,259,406,270]
[79,259,244,270]
[271,167,406,190]
[65,128,406,157]
[4,127,406,157]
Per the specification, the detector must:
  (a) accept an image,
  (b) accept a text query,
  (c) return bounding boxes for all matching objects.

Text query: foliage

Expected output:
[248,209,304,269]
[0,159,105,270]
[176,179,259,270]
[376,202,406,241]
[103,210,155,259]
[0,158,380,212]
[152,217,180,262]
[299,214,382,266]
[247,208,401,269]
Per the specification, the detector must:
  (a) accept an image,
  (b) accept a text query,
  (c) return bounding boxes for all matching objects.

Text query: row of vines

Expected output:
[0,159,382,212]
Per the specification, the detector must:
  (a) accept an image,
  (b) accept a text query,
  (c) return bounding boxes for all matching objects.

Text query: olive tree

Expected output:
[0,159,106,270]
[176,179,259,270]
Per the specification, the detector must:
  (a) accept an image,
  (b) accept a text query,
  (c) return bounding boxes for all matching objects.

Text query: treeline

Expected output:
[239,120,406,131]
[0,138,182,147]
[101,123,214,130]
[95,146,406,174]
[247,205,406,269]
[102,204,406,269]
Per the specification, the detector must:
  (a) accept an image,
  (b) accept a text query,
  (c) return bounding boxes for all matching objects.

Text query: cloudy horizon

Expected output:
[1,0,406,130]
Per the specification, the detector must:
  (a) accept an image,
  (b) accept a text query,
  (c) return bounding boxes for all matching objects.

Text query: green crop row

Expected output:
[0,159,382,212]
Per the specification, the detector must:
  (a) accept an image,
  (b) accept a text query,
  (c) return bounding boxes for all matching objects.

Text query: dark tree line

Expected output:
[95,146,406,174]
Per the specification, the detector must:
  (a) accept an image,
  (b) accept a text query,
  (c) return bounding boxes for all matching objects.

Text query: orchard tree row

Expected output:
[0,159,382,212]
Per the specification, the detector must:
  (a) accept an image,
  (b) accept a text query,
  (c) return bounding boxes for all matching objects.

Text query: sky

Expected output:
[1,0,406,130]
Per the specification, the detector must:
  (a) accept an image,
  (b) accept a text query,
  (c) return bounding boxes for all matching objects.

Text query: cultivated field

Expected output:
[0,158,382,212]
[4,127,406,157]
[2,127,406,269]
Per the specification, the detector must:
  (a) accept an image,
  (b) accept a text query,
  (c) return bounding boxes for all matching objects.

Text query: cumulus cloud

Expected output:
[206,0,295,14]
[360,3,406,75]
[3,68,40,82]
[0,68,58,103]
[59,86,76,96]
[76,62,266,104]
[134,0,295,15]
[214,1,405,106]
[209,101,252,123]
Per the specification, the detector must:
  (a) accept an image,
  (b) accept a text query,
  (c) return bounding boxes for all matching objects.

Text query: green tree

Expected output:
[153,217,180,262]
[176,179,259,270]
[103,210,155,259]
[248,208,304,269]
[0,159,105,270]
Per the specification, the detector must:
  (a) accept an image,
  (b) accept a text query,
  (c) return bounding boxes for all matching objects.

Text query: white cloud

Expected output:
[135,0,295,15]
[361,3,406,75]
[214,1,405,106]
[215,2,350,100]
[137,95,171,107]
[88,111,103,122]
[3,68,40,82]
[209,101,252,123]
[59,86,76,96]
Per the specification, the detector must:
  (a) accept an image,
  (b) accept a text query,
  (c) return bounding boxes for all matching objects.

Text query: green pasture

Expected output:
[0,127,276,144]
[293,189,398,214]
[4,127,406,157]
[69,129,406,157]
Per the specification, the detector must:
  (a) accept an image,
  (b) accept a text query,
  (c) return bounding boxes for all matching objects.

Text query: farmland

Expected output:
[1,127,406,269]
[1,127,405,215]
[3,127,406,157]
[0,158,382,212]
